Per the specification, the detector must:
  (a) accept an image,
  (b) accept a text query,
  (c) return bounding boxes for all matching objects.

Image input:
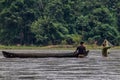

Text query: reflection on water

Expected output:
[0,50,120,80]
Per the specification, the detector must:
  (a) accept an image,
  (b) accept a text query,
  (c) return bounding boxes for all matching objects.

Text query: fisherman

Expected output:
[74,41,89,58]
[104,39,113,54]
[102,40,111,57]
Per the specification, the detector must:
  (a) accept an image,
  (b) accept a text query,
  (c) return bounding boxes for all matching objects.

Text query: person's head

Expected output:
[102,43,106,47]
[104,40,107,43]
[80,41,84,45]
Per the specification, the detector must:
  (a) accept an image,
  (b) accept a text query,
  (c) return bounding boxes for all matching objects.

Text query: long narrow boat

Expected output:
[2,51,78,58]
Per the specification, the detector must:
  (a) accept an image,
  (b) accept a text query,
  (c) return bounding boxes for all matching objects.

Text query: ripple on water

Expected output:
[0,50,120,80]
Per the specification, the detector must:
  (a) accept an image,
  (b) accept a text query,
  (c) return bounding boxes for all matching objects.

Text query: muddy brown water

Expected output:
[0,50,120,80]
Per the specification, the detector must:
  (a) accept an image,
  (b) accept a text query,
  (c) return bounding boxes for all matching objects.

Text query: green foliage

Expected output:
[0,0,120,46]
[0,0,38,45]
[31,18,69,45]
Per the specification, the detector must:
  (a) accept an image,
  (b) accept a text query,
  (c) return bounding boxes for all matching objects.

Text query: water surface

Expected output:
[0,50,120,80]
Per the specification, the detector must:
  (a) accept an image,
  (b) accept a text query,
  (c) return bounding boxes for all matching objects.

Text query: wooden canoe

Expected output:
[2,51,78,58]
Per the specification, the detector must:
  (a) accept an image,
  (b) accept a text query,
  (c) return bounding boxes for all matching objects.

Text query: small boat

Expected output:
[2,51,89,58]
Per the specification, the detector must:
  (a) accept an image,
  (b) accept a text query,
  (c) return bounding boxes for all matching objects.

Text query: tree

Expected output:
[31,18,69,45]
[0,0,38,45]
[0,0,120,45]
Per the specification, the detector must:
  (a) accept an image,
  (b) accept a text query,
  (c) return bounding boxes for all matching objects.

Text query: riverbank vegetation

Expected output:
[0,45,119,50]
[0,0,120,46]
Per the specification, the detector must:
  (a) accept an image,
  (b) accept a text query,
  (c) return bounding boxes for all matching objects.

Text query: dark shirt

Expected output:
[76,46,86,55]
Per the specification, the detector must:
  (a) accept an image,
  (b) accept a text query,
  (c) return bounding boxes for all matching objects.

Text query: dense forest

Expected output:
[0,0,120,46]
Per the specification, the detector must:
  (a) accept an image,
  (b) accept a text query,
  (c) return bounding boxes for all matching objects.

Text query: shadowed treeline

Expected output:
[0,0,120,46]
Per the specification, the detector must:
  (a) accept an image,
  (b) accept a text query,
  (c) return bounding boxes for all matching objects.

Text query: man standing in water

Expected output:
[102,40,111,57]
[74,42,89,58]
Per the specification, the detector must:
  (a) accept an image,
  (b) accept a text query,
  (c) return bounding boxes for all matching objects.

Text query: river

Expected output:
[0,50,120,80]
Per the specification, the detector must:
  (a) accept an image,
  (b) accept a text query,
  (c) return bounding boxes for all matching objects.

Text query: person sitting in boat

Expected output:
[102,42,111,57]
[74,41,89,58]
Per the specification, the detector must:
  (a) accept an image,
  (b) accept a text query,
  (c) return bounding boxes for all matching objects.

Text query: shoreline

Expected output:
[0,45,119,50]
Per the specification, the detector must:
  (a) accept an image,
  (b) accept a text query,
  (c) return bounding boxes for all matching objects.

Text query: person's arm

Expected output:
[74,47,78,53]
[105,46,111,49]
[84,47,86,51]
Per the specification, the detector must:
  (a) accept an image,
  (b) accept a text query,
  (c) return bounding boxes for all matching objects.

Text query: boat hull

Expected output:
[2,51,78,58]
